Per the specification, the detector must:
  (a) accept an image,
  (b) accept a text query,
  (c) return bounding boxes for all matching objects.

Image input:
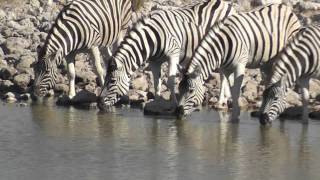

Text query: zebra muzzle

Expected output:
[259,113,271,125]
[97,97,110,112]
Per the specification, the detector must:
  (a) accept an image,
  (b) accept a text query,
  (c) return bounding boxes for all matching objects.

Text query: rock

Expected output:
[30,0,41,8]
[0,47,4,59]
[4,37,31,55]
[242,79,259,102]
[7,20,24,30]
[310,79,320,99]
[0,9,5,20]
[71,90,97,104]
[144,98,177,116]
[16,55,36,72]
[286,90,302,106]
[18,102,28,107]
[54,83,69,94]
[4,92,17,102]
[19,93,31,101]
[0,80,14,92]
[13,73,31,91]
[0,66,17,80]
[131,75,149,91]
[238,96,249,109]
[279,106,302,119]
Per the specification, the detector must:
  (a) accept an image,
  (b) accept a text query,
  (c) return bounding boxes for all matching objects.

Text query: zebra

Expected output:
[260,24,320,125]
[97,0,237,111]
[33,0,133,99]
[176,3,302,121]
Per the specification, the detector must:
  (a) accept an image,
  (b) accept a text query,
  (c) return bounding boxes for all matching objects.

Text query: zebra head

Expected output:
[259,76,288,125]
[33,49,60,97]
[177,68,205,118]
[98,58,131,111]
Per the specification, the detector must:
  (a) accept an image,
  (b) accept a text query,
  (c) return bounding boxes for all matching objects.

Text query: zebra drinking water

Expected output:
[177,3,301,121]
[260,24,320,125]
[97,0,236,111]
[33,0,133,99]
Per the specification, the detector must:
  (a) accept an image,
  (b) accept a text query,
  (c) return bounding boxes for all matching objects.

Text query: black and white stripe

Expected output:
[260,24,320,124]
[177,3,302,120]
[97,0,236,110]
[33,0,133,98]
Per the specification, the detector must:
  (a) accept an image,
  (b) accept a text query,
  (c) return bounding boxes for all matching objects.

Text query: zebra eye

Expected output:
[189,89,194,94]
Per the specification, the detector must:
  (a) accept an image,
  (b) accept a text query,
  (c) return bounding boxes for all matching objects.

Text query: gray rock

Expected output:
[0,80,14,91]
[144,98,176,116]
[13,73,31,90]
[16,55,35,72]
[19,93,31,101]
[30,0,41,8]
[0,66,17,80]
[4,37,31,55]
[0,9,5,20]
[54,83,69,94]
[242,79,259,102]
[4,92,17,102]
[131,75,149,91]
[286,90,302,106]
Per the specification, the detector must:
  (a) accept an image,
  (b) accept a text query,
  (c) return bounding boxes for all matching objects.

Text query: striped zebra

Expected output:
[97,0,236,111]
[33,0,133,99]
[177,3,302,121]
[260,24,320,125]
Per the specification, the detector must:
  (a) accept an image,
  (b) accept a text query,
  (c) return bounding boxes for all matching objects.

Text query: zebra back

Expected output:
[40,0,133,63]
[187,3,301,80]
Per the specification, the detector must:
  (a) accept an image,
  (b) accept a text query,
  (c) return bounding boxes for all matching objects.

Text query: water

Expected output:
[0,101,320,180]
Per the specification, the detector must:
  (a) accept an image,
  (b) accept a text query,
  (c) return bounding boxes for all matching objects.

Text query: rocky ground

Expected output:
[1,0,320,118]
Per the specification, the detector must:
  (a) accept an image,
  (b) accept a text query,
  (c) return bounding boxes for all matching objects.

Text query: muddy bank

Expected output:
[1,0,320,116]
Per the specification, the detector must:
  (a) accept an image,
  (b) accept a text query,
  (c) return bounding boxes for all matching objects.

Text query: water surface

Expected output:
[0,101,320,180]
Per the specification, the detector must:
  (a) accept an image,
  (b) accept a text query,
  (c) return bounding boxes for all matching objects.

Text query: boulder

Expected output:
[30,0,41,8]
[0,66,17,80]
[0,9,5,20]
[13,73,31,91]
[279,106,303,119]
[310,79,320,99]
[16,55,35,72]
[242,79,259,102]
[286,90,302,106]
[131,75,149,91]
[54,83,69,94]
[144,98,177,116]
[4,92,17,102]
[18,93,31,101]
[3,37,31,55]
[0,80,14,92]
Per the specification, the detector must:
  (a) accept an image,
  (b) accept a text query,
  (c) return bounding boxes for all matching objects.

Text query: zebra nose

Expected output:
[176,106,185,119]
[259,113,271,125]
[97,97,108,112]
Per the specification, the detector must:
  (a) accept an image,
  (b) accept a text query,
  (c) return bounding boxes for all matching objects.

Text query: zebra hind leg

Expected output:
[150,61,162,101]
[228,65,245,122]
[217,73,231,109]
[299,78,310,124]
[91,46,106,87]
[167,55,180,107]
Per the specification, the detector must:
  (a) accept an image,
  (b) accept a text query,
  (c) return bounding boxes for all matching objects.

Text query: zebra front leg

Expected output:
[150,62,162,101]
[300,78,310,124]
[67,62,76,99]
[168,55,180,107]
[218,73,231,108]
[228,65,245,122]
[91,46,105,86]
